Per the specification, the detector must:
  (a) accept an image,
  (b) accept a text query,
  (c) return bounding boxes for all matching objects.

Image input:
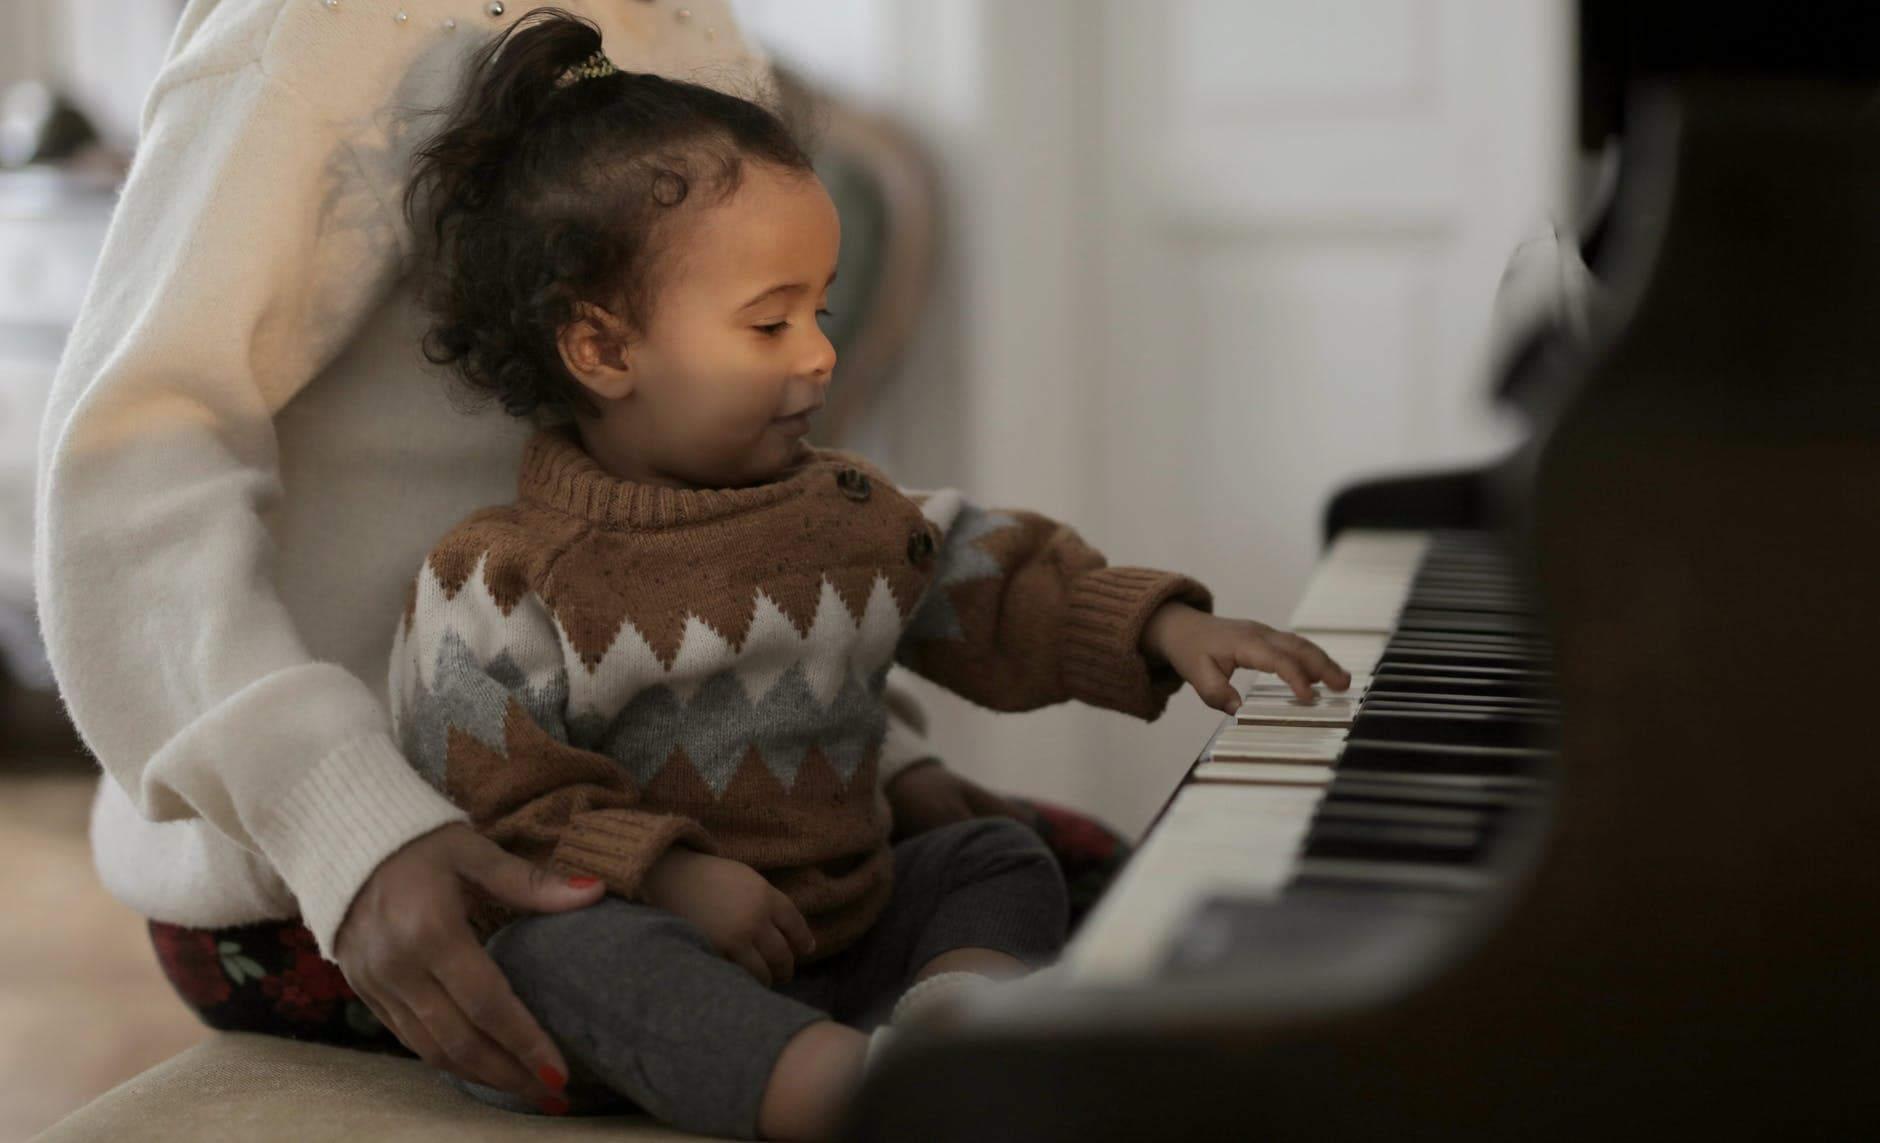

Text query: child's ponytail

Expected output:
[404,8,814,419]
[406,9,603,245]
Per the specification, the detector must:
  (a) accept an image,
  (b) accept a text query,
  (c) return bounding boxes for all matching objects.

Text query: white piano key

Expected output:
[1061,784,1322,984]
[1233,690,1364,726]
[1192,760,1335,786]
[1287,531,1430,632]
[1206,723,1348,763]
[1286,632,1391,676]
[1159,783,1325,836]
[1241,673,1372,697]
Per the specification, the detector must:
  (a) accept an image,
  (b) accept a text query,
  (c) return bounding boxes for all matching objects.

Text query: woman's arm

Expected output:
[35,56,468,957]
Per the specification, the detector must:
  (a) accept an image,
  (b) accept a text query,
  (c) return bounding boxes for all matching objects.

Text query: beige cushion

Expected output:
[34,1033,734,1141]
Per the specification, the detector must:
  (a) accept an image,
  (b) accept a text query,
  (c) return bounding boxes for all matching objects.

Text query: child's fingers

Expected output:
[731,944,773,987]
[1272,631,1350,690]
[1188,656,1244,714]
[772,894,817,958]
[755,926,797,986]
[1233,642,1314,701]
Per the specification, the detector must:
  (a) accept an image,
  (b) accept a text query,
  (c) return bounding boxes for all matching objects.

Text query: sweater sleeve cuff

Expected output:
[1061,567,1215,721]
[552,810,717,902]
[264,733,472,960]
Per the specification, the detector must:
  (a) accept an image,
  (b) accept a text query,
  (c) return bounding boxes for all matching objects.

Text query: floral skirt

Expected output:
[147,914,412,1054]
[148,797,1130,1049]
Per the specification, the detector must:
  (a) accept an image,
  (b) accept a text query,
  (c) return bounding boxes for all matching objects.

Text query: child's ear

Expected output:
[558,302,636,401]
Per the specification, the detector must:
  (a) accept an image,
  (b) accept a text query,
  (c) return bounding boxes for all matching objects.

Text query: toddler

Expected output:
[389,10,1347,1140]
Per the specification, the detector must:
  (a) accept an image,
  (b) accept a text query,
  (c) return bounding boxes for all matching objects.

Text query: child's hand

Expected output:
[642,848,816,985]
[886,759,1036,840]
[1141,601,1350,710]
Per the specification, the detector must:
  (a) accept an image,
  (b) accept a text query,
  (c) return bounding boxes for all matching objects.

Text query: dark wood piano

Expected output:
[841,7,1880,1140]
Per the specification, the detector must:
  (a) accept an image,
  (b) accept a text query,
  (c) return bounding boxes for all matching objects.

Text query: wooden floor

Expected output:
[1,692,211,1142]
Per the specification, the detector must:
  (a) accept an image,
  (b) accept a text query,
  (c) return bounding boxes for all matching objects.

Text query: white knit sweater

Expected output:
[34,0,936,960]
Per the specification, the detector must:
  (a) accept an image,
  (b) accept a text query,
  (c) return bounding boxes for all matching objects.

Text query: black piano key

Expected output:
[1358,697,1558,719]
[1338,739,1549,777]
[1368,662,1555,685]
[1290,858,1500,894]
[1382,646,1545,666]
[1396,609,1537,635]
[1362,695,1555,715]
[1324,773,1547,809]
[1377,647,1543,668]
[1302,823,1490,866]
[1323,776,1542,811]
[1391,626,1545,643]
[1348,710,1552,750]
[1313,800,1495,830]
[1367,672,1551,700]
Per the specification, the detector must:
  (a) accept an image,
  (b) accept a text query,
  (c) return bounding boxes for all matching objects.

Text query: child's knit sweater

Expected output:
[390,427,1213,955]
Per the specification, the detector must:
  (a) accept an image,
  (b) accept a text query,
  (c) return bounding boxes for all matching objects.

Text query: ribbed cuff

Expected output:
[1061,567,1214,720]
[266,733,472,960]
[553,809,716,901]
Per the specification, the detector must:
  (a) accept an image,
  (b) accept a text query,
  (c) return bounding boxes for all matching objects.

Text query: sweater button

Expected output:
[836,468,871,501]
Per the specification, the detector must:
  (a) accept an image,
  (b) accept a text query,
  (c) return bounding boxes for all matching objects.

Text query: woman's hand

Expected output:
[886,759,1036,840]
[1141,601,1351,709]
[642,848,817,986]
[333,823,605,1115]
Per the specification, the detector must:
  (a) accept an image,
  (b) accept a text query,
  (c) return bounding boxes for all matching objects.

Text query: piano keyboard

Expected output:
[1059,529,1555,986]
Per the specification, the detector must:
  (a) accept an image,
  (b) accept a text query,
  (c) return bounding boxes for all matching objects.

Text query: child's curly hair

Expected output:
[405,8,816,419]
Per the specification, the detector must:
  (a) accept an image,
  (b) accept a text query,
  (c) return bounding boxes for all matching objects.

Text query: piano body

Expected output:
[841,8,1880,1141]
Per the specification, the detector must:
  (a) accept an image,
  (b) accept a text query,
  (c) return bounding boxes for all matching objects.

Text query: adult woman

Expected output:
[36,0,1118,1119]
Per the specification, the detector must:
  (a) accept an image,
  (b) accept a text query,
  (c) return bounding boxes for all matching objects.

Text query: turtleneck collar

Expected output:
[517,425,829,529]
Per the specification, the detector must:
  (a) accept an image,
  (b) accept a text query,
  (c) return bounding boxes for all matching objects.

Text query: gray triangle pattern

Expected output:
[564,658,893,798]
[406,628,898,800]
[821,664,893,784]
[399,631,570,791]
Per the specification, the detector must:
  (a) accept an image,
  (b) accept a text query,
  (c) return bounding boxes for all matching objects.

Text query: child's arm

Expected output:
[1140,600,1351,709]
[391,557,713,907]
[893,489,1214,720]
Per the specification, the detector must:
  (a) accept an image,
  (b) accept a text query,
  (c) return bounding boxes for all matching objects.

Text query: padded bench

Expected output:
[34,1033,733,1141]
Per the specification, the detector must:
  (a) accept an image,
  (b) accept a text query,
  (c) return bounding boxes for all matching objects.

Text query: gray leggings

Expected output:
[450,818,1069,1138]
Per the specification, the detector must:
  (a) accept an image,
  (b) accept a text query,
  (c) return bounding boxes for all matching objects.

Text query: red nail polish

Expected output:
[538,1096,570,1117]
[538,1065,567,1090]
[567,876,600,889]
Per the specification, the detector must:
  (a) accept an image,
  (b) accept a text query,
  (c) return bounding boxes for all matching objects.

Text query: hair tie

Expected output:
[559,49,618,88]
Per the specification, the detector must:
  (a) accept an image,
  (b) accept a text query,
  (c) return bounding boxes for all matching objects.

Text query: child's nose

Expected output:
[803,326,836,380]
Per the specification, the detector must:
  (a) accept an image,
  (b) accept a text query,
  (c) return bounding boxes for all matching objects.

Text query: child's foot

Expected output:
[890,970,995,1027]
[889,964,1066,1028]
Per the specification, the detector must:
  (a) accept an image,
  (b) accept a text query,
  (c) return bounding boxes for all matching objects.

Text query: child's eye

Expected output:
[755,310,833,337]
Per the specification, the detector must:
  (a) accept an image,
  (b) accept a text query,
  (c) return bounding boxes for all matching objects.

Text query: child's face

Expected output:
[568,161,841,490]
